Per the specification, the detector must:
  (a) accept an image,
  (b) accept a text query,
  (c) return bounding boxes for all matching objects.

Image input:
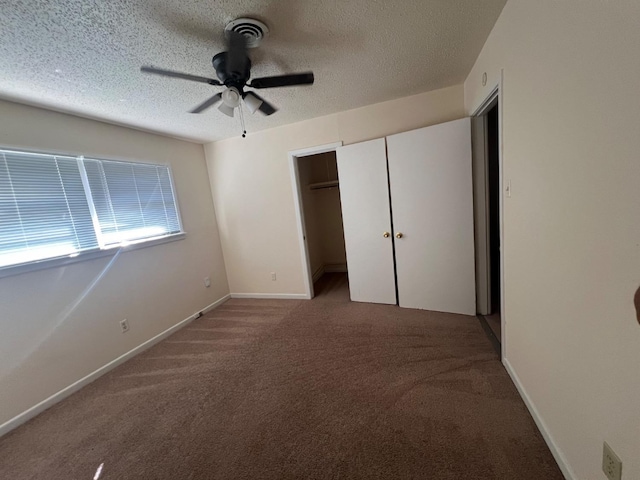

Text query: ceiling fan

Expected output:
[141,19,314,136]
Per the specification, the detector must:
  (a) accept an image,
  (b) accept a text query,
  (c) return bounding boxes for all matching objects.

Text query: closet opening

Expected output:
[472,89,503,356]
[486,104,501,337]
[289,143,348,300]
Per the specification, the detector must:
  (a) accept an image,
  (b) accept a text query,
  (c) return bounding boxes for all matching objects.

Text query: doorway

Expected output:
[289,142,347,299]
[485,104,501,339]
[472,89,503,355]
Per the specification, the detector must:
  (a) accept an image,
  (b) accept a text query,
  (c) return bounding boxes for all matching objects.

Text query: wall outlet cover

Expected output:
[602,441,622,480]
[119,319,130,333]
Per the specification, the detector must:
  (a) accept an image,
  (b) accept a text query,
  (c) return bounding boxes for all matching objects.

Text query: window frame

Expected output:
[0,146,186,279]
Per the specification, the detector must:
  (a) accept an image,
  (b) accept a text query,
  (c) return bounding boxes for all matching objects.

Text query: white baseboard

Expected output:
[312,266,325,283]
[0,294,231,438]
[503,358,576,480]
[312,263,347,283]
[230,293,309,300]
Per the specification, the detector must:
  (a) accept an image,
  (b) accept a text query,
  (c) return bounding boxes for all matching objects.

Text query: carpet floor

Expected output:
[0,274,563,479]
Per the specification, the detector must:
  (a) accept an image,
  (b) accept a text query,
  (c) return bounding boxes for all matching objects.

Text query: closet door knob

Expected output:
[395,232,403,239]
[383,232,390,238]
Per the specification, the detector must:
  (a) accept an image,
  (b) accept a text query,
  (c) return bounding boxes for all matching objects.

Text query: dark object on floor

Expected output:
[0,273,562,479]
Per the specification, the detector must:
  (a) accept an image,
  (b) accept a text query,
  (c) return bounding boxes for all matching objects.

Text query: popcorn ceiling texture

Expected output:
[0,0,506,143]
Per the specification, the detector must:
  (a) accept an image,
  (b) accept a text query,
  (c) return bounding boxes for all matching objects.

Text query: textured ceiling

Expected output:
[0,0,506,143]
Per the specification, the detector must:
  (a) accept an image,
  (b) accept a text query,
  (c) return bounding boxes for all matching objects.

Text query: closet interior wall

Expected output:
[297,152,347,282]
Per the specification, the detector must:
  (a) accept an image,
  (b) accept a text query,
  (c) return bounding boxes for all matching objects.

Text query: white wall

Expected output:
[465,1,640,479]
[0,100,229,427]
[205,85,464,295]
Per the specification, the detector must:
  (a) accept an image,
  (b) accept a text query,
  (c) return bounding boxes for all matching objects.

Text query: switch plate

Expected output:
[119,319,130,333]
[204,276,211,288]
[271,272,277,281]
[602,441,622,480]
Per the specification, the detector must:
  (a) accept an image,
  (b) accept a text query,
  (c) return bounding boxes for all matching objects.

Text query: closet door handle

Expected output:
[383,232,390,238]
[395,232,403,239]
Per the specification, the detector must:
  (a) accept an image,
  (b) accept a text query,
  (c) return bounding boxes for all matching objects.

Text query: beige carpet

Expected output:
[0,274,562,479]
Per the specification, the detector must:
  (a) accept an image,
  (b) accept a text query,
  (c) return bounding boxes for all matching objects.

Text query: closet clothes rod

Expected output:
[309,180,339,191]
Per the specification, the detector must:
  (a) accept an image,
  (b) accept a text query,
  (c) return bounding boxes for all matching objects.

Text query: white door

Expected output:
[336,138,396,304]
[387,118,476,315]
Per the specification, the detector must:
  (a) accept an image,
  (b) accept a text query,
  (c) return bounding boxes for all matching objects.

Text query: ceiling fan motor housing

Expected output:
[212,52,251,87]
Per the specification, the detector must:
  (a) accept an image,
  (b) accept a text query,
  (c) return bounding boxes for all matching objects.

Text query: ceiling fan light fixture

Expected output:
[221,87,241,108]
[218,103,235,117]
[243,93,263,114]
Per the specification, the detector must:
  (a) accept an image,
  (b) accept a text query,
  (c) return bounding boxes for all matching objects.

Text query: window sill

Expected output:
[0,232,186,280]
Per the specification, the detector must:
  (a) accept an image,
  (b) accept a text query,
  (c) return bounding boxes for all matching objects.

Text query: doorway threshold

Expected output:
[477,314,501,357]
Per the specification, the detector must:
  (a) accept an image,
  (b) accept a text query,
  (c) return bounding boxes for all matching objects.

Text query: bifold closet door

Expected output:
[387,118,476,315]
[336,138,396,305]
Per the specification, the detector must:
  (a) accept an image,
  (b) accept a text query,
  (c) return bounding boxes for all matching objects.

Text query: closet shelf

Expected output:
[309,180,339,191]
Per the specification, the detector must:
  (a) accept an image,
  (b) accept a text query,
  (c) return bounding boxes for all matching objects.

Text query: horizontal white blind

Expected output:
[83,159,181,247]
[0,148,183,270]
[0,150,98,267]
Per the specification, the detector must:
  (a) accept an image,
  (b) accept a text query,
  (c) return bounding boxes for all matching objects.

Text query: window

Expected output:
[0,148,183,270]
[83,159,181,247]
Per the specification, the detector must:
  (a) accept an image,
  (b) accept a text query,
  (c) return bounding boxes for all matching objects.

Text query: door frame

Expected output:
[288,141,343,300]
[471,70,506,356]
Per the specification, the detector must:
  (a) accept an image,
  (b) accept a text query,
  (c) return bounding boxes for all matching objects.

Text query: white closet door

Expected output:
[387,118,476,315]
[336,138,396,305]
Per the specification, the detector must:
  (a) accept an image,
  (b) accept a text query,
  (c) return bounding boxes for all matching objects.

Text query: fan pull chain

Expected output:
[239,105,247,138]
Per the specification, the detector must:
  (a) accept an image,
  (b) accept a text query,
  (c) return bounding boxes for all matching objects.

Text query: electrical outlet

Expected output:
[602,441,622,480]
[271,272,277,281]
[204,276,211,288]
[119,319,130,333]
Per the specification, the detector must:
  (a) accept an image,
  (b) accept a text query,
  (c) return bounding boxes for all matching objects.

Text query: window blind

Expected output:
[0,150,97,267]
[0,148,183,270]
[83,159,181,247]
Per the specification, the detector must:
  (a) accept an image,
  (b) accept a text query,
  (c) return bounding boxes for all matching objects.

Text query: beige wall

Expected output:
[465,1,640,479]
[205,85,464,295]
[0,100,229,426]
[316,188,347,268]
[298,152,346,278]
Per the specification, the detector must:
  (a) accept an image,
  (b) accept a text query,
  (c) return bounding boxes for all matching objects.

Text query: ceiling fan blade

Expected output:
[249,72,314,89]
[243,91,278,116]
[189,93,223,113]
[226,31,248,78]
[141,66,221,85]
